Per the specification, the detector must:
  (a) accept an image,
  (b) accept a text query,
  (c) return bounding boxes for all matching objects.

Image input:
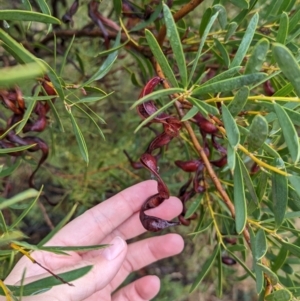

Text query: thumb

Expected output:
[22,236,127,301]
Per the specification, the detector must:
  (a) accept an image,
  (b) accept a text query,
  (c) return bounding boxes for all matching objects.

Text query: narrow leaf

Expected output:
[145,29,178,87]
[229,0,249,9]
[181,106,199,121]
[272,167,288,228]
[244,38,269,74]
[256,263,278,285]
[214,38,230,67]
[193,73,266,95]
[190,244,220,292]
[254,229,267,260]
[272,43,300,97]
[201,66,241,86]
[0,10,60,24]
[272,246,288,272]
[68,111,89,163]
[228,86,249,117]
[82,32,121,87]
[247,115,269,152]
[213,5,227,29]
[276,12,289,44]
[227,144,236,171]
[222,104,240,148]
[184,195,203,219]
[265,289,292,301]
[274,103,300,164]
[234,155,247,233]
[199,8,212,37]
[189,12,219,83]
[230,13,259,68]
[225,22,238,42]
[0,189,39,210]
[0,62,46,88]
[163,4,187,87]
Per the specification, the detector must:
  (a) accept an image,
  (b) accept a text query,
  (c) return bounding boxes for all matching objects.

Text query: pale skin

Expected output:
[3,180,184,301]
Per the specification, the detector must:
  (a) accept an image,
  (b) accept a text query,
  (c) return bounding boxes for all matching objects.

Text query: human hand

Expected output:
[4,180,184,301]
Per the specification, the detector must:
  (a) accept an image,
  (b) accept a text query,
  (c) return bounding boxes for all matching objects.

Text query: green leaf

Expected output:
[213,4,227,29]
[113,0,122,16]
[222,104,240,148]
[131,87,184,108]
[184,195,203,219]
[227,144,236,171]
[59,35,75,76]
[0,159,21,178]
[189,11,219,84]
[230,13,259,68]
[0,10,60,24]
[82,32,121,87]
[274,103,300,164]
[272,167,288,228]
[75,92,113,104]
[145,29,178,87]
[163,4,187,87]
[254,229,267,260]
[134,98,177,133]
[288,8,300,33]
[233,155,247,233]
[0,231,26,247]
[0,62,46,88]
[255,263,264,294]
[9,188,42,229]
[38,204,78,246]
[247,115,269,152]
[0,144,37,154]
[193,73,266,95]
[0,189,39,210]
[244,38,269,74]
[272,43,300,97]
[2,266,93,296]
[281,241,300,257]
[256,171,268,202]
[201,66,241,86]
[276,12,289,44]
[189,97,219,116]
[130,2,162,32]
[181,106,199,121]
[256,263,278,285]
[214,38,230,67]
[228,86,249,117]
[225,22,238,42]
[272,246,288,272]
[68,111,89,163]
[189,244,220,293]
[199,8,212,37]
[229,0,249,9]
[239,158,259,205]
[288,175,300,199]
[265,289,292,301]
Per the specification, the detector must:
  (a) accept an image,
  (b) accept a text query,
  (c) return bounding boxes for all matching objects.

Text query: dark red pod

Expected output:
[210,155,227,168]
[222,256,237,265]
[194,113,218,134]
[175,160,202,172]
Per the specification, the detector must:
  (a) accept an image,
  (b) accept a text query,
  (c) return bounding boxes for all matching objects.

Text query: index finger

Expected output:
[47,180,158,246]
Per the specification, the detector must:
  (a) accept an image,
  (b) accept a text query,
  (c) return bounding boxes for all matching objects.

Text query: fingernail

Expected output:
[102,236,126,261]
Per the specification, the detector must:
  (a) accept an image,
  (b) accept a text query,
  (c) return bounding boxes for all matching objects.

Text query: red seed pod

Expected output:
[212,134,227,154]
[123,150,144,169]
[139,76,164,98]
[263,80,275,96]
[210,155,227,168]
[62,0,79,23]
[147,132,173,153]
[224,237,237,245]
[251,163,260,174]
[222,256,237,265]
[194,113,218,134]
[163,118,181,137]
[175,160,202,172]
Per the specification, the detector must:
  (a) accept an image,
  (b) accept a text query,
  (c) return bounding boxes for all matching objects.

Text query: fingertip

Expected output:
[135,275,160,299]
[163,233,185,255]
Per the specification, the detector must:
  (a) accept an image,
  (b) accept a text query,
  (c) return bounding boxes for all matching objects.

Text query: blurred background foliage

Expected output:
[1,0,300,300]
